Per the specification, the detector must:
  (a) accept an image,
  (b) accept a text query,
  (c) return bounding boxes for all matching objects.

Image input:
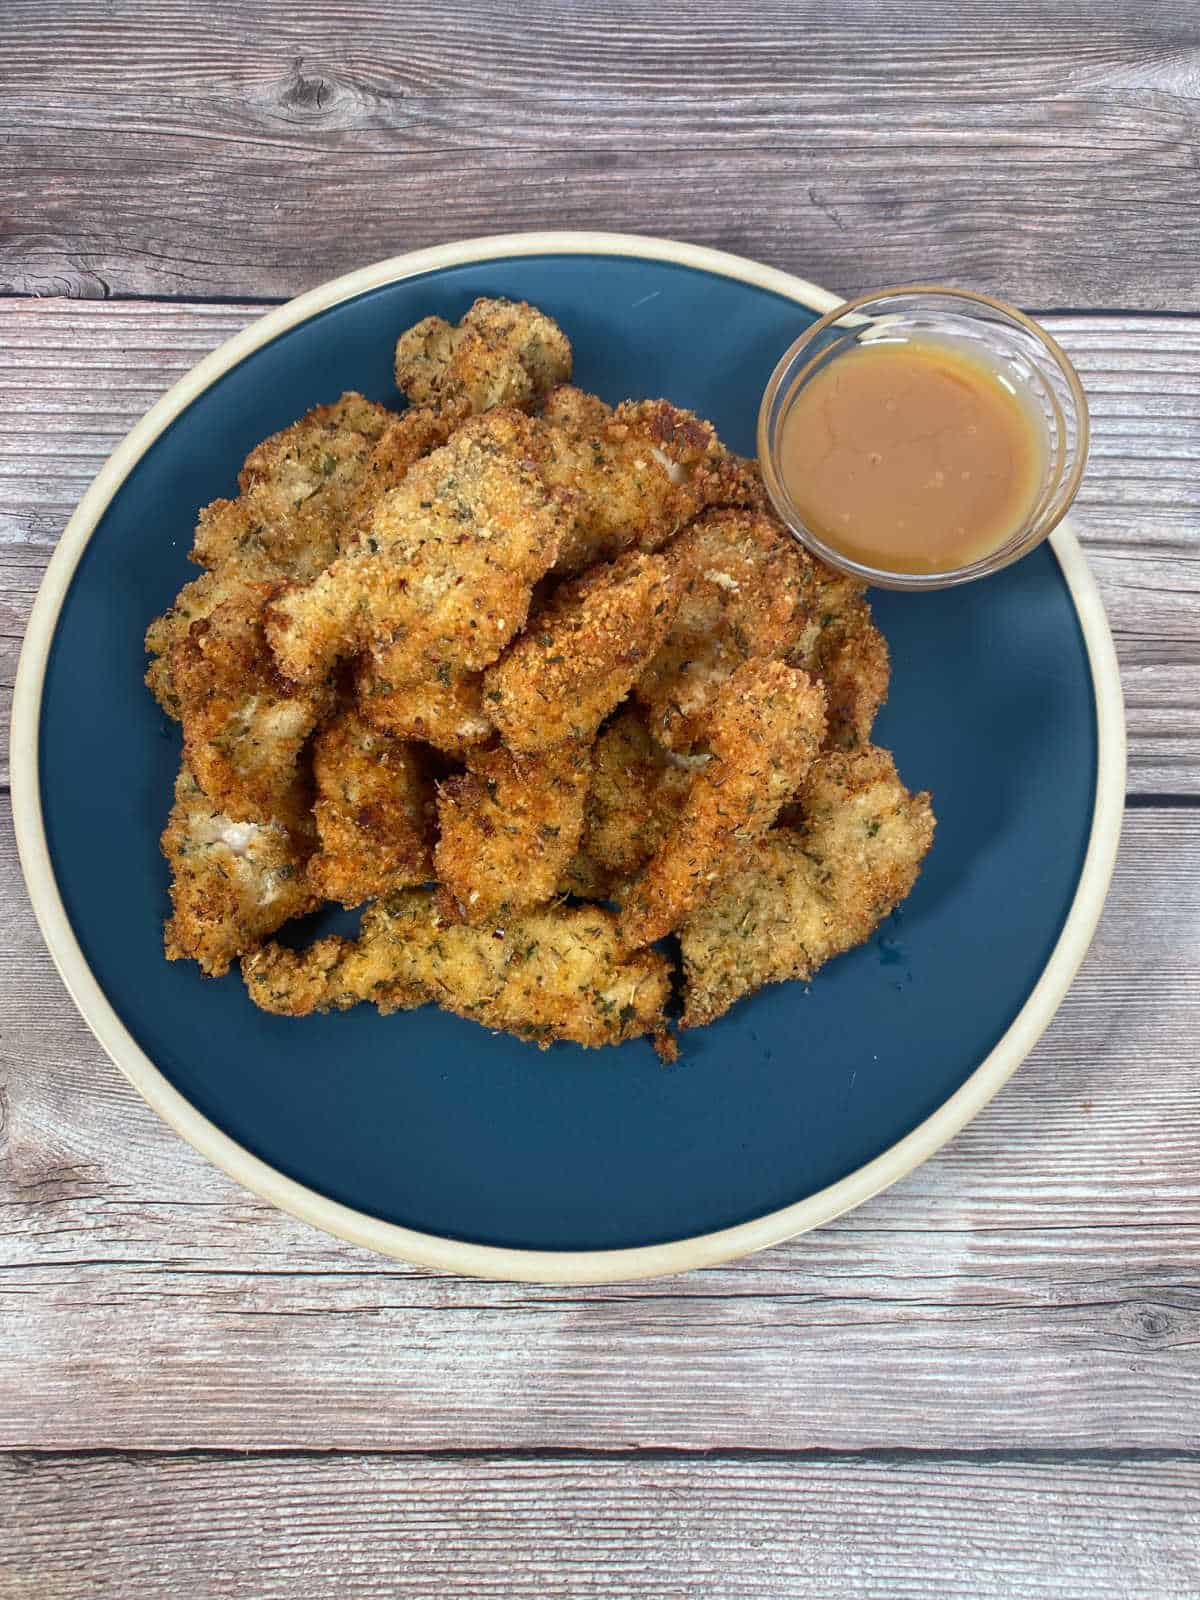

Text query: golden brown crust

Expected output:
[171,583,334,827]
[242,893,672,1051]
[789,561,891,752]
[346,406,459,524]
[355,660,493,755]
[635,508,812,752]
[577,705,692,882]
[537,396,730,576]
[145,393,394,717]
[393,297,573,415]
[434,742,592,924]
[264,410,567,686]
[161,764,319,977]
[482,551,679,753]
[618,660,828,950]
[198,391,394,575]
[145,566,257,718]
[307,707,435,908]
[680,746,935,1026]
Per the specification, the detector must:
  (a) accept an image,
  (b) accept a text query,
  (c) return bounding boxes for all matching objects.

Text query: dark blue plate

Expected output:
[20,239,1120,1274]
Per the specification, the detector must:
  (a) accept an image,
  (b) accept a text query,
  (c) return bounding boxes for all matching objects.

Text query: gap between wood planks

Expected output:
[5,1444,1200,1464]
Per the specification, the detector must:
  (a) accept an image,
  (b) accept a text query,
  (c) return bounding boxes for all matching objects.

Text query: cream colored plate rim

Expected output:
[11,231,1127,1284]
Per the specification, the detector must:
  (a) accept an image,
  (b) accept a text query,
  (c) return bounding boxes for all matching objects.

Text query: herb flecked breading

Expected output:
[618,659,828,951]
[242,893,674,1053]
[680,746,935,1027]
[307,707,436,909]
[264,410,568,686]
[161,764,319,978]
[483,550,680,752]
[435,742,591,925]
[145,393,394,717]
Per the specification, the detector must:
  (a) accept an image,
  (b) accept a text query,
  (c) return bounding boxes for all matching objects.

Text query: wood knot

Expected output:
[1138,1307,1172,1340]
[279,71,336,116]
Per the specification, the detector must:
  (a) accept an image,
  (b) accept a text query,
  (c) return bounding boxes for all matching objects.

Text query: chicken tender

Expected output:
[162,764,319,977]
[356,660,493,755]
[579,706,692,881]
[707,452,773,514]
[541,384,612,435]
[680,746,935,1026]
[198,391,394,572]
[483,551,678,753]
[635,509,812,752]
[307,708,435,907]
[265,411,566,686]
[242,893,672,1051]
[346,406,459,524]
[556,705,693,900]
[145,566,260,719]
[145,393,394,716]
[618,659,827,950]
[547,397,729,575]
[171,584,334,825]
[394,297,572,416]
[435,742,591,924]
[790,563,890,751]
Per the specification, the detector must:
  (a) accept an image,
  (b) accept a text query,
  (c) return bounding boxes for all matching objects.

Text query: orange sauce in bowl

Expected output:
[779,337,1048,575]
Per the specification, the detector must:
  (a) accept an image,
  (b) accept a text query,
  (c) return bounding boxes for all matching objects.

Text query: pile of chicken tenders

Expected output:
[146,297,934,1058]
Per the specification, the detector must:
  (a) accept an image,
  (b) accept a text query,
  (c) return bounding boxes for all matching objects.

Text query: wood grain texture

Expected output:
[1,1,1199,306]
[1,300,1198,791]
[2,801,1197,1453]
[3,1452,1199,1600]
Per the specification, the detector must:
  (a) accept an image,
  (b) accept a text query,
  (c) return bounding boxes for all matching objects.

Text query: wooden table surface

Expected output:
[3,3,1199,1595]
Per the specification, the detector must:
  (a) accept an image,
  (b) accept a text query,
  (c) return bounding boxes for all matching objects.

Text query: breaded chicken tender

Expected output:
[618,660,828,950]
[483,551,679,753]
[145,394,393,715]
[145,567,259,719]
[539,396,730,576]
[307,708,435,908]
[577,706,692,882]
[242,893,672,1051]
[394,297,572,416]
[161,764,319,977]
[346,406,459,524]
[680,747,935,1026]
[435,743,591,924]
[356,660,493,755]
[707,452,773,514]
[635,509,812,751]
[541,384,612,435]
[265,411,566,686]
[197,392,394,573]
[790,563,891,751]
[171,585,334,826]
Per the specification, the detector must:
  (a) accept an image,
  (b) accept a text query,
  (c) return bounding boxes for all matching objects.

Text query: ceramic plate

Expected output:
[12,233,1125,1282]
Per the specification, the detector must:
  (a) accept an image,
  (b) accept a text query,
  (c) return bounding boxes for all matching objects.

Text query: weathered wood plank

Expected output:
[4,1451,1199,1600]
[2,802,1197,1452]
[1,1,1198,305]
[2,302,1197,790]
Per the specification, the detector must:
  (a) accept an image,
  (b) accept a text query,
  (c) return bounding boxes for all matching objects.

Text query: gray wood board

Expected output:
[3,1452,1199,1599]
[2,1,1199,306]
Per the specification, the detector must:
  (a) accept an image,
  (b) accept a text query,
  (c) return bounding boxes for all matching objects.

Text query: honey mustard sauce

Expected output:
[780,337,1049,575]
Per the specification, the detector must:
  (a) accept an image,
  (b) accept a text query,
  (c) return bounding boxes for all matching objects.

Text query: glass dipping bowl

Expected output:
[757,286,1090,589]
